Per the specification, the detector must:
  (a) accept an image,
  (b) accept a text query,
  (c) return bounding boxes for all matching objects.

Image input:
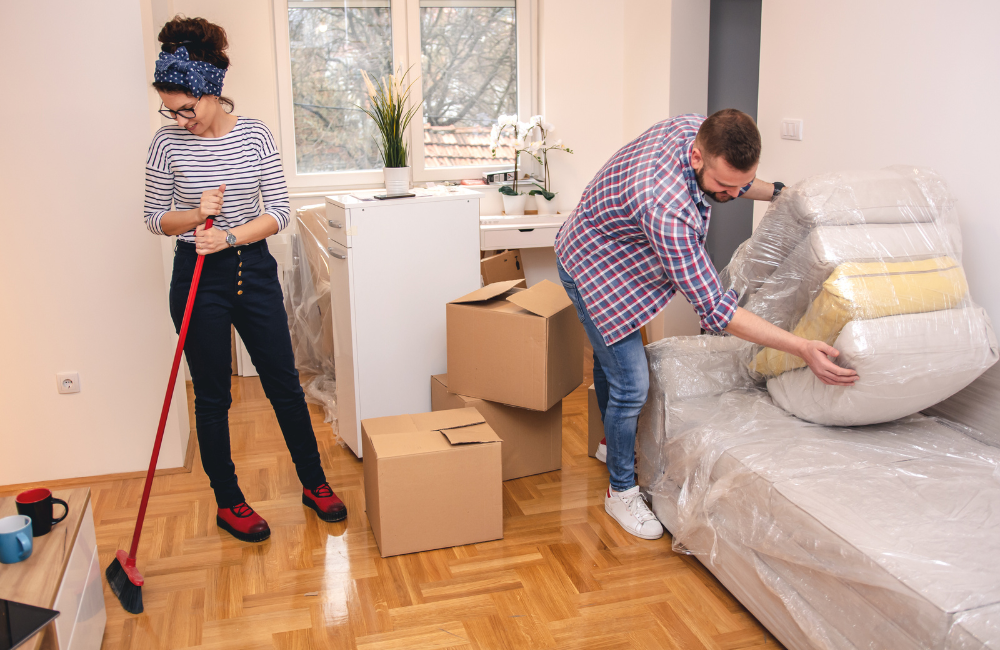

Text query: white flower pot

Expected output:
[383,166,410,196]
[535,195,557,215]
[502,193,528,215]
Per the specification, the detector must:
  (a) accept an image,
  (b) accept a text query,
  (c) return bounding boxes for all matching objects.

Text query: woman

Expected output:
[144,16,346,542]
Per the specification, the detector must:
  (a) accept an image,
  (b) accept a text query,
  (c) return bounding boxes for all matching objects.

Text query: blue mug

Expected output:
[0,515,33,564]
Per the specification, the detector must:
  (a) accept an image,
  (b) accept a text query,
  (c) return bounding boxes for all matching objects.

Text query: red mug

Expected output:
[15,488,68,537]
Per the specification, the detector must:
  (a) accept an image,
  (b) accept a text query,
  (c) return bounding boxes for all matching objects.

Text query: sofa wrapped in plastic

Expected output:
[637,169,1000,648]
[637,336,1000,650]
[722,166,997,426]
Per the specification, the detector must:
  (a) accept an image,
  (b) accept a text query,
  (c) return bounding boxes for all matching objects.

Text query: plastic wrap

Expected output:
[721,166,997,426]
[635,168,1000,648]
[283,204,338,426]
[637,336,1000,650]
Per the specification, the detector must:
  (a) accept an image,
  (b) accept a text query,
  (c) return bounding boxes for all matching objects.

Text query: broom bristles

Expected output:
[106,557,144,614]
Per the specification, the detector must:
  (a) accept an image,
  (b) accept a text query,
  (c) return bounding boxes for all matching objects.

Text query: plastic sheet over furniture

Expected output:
[284,205,337,425]
[637,335,1000,649]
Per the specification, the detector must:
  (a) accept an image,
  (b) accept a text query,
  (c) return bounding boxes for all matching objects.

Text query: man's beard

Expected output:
[695,166,734,203]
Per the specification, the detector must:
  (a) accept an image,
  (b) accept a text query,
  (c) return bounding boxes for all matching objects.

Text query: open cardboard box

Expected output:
[480,249,526,287]
[446,279,584,411]
[361,407,503,557]
[431,374,561,481]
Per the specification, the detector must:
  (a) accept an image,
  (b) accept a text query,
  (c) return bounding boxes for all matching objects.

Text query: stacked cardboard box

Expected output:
[446,279,584,411]
[432,374,561,481]
[362,279,584,558]
[436,279,584,479]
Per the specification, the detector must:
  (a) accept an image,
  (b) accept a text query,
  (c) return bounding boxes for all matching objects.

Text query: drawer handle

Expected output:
[328,247,347,259]
[328,219,343,229]
[518,228,535,232]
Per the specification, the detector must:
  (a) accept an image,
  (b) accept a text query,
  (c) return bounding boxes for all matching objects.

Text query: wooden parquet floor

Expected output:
[9,374,783,649]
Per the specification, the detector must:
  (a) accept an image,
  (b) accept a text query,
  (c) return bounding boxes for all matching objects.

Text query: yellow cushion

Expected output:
[752,256,968,377]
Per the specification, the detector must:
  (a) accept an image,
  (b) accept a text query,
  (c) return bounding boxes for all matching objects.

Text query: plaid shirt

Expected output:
[555,114,746,346]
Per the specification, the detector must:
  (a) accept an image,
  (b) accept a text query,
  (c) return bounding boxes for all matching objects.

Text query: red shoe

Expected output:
[303,483,347,522]
[216,502,271,542]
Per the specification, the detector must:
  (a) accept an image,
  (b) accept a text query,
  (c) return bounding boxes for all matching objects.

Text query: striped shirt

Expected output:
[144,117,290,242]
[555,115,747,346]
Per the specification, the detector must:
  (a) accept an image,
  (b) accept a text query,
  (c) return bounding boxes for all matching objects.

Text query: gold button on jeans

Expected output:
[238,290,243,295]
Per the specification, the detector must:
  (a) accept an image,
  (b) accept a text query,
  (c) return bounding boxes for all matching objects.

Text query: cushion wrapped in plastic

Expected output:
[722,167,996,425]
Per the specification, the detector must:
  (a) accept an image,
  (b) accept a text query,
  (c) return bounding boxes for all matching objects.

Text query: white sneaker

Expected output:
[595,439,607,463]
[604,485,664,540]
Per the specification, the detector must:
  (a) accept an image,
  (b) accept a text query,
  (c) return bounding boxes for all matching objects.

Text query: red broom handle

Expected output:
[126,217,214,563]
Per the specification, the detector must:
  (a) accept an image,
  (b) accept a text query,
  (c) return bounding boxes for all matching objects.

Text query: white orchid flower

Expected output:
[490,123,500,140]
[500,114,517,127]
[543,122,555,132]
[553,139,563,147]
[530,115,543,127]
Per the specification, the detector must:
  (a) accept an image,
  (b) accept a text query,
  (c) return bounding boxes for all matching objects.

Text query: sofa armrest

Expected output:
[638,335,759,495]
[645,334,757,403]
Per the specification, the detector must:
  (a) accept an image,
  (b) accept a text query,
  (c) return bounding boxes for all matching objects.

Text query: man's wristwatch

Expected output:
[224,229,237,248]
[772,181,786,199]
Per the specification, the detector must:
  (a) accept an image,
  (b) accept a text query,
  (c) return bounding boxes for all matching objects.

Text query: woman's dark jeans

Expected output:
[169,240,326,508]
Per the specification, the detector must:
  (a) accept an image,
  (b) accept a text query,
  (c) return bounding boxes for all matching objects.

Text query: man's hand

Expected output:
[194,223,229,256]
[725,307,860,385]
[797,339,859,386]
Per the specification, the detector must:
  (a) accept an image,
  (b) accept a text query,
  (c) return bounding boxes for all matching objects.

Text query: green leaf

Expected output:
[529,189,556,201]
[498,185,520,196]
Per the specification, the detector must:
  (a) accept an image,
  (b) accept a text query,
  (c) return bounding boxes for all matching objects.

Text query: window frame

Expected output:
[272,0,537,190]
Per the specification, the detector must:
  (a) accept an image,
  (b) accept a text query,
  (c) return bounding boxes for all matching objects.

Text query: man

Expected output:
[554,109,858,540]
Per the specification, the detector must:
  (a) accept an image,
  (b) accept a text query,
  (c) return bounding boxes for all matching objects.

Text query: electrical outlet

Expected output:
[57,372,81,394]
[781,119,804,141]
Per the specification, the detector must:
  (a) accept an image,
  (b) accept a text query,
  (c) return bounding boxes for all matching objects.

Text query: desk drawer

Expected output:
[481,226,561,250]
[326,203,350,248]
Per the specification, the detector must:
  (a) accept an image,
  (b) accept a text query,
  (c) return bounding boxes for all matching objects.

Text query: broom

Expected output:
[106,213,216,614]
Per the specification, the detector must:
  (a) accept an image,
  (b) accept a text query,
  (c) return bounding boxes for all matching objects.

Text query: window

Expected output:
[274,0,535,188]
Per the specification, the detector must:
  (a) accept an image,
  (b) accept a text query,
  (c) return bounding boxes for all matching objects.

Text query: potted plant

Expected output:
[526,118,572,215]
[489,115,534,215]
[360,67,421,196]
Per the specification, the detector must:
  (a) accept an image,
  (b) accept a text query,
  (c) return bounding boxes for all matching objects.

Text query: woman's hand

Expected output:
[198,184,226,222]
[194,223,230,256]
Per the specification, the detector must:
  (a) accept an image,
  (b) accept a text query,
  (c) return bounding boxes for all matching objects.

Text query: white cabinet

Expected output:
[326,189,482,457]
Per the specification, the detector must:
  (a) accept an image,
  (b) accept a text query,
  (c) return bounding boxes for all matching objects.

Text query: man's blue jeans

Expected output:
[558,262,649,491]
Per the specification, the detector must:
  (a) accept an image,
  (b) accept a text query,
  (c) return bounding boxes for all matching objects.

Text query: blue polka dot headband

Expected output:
[154,46,226,97]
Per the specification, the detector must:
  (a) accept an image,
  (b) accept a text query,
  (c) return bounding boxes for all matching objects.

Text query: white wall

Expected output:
[756,0,1000,323]
[0,0,188,484]
[622,0,707,340]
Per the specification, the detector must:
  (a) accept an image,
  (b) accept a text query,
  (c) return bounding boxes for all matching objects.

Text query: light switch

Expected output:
[781,119,804,141]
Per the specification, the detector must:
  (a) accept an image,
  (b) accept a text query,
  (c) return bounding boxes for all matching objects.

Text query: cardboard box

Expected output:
[431,374,561,481]
[588,384,605,458]
[480,249,526,287]
[447,279,584,411]
[361,408,503,557]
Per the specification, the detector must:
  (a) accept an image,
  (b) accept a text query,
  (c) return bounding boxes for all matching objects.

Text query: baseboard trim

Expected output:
[0,456,195,496]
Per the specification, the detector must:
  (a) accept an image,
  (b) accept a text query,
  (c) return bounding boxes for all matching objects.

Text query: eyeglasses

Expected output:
[159,96,202,120]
